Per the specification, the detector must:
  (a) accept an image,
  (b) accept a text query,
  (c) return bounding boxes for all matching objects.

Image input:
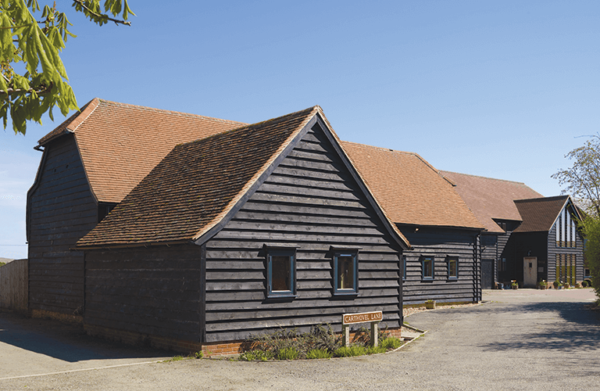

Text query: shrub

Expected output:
[380,336,402,350]
[194,351,203,359]
[277,347,299,360]
[585,279,593,288]
[553,280,561,289]
[306,349,333,359]
[538,280,547,287]
[582,280,589,288]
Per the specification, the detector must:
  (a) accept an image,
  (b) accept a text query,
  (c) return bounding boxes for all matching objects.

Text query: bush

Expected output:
[277,347,299,360]
[366,346,387,355]
[585,279,593,288]
[306,349,333,359]
[582,280,589,288]
[380,336,402,350]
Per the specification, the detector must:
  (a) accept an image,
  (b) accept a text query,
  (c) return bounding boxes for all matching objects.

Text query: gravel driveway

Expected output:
[1,289,599,390]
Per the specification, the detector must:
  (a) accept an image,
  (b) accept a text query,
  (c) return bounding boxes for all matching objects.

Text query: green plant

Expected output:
[0,262,5,267]
[538,280,547,287]
[277,347,299,360]
[366,346,387,355]
[582,280,589,288]
[585,278,593,288]
[238,350,273,362]
[333,345,366,357]
[194,351,203,359]
[553,280,560,289]
[306,348,333,359]
[380,336,402,350]
[511,282,518,288]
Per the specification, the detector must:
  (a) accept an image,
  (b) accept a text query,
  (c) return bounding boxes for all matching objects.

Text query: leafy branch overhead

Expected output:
[0,0,134,134]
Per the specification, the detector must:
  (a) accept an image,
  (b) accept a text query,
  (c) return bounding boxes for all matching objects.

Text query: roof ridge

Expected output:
[96,98,246,126]
[440,170,530,185]
[514,195,569,203]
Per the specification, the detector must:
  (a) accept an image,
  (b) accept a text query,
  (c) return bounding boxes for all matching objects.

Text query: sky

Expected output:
[1,0,599,259]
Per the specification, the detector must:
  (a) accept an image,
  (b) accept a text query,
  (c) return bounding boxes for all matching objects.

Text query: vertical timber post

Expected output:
[371,322,379,347]
[199,244,207,344]
[343,325,350,347]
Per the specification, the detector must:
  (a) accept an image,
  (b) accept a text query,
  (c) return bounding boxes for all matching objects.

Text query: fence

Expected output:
[0,259,28,311]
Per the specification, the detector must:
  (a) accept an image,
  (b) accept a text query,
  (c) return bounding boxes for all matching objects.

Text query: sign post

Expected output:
[342,311,383,347]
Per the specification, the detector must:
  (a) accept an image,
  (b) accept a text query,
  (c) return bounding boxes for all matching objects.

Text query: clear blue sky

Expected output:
[1,1,599,259]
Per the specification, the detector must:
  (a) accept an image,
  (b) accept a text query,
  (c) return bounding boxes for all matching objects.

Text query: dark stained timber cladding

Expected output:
[84,245,202,342]
[28,135,98,314]
[204,125,403,343]
[547,222,585,283]
[400,227,479,305]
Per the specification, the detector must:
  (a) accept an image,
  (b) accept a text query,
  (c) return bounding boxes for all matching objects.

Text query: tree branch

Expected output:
[0,84,53,96]
[72,0,132,26]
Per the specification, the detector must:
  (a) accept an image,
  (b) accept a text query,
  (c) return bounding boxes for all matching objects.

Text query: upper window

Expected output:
[266,248,296,298]
[422,257,434,280]
[556,207,577,248]
[333,250,358,295]
[447,257,458,280]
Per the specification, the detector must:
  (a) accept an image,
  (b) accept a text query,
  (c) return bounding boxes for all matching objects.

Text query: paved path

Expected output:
[0,289,599,390]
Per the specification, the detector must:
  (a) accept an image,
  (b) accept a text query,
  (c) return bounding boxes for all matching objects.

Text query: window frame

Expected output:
[421,256,434,281]
[264,247,297,299]
[332,249,359,296]
[447,256,458,280]
[402,255,407,281]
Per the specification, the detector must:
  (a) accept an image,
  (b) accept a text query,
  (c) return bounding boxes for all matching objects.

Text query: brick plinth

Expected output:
[83,323,403,357]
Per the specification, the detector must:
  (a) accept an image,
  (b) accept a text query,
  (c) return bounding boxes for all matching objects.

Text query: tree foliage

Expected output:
[552,135,600,218]
[0,0,134,134]
[579,217,600,298]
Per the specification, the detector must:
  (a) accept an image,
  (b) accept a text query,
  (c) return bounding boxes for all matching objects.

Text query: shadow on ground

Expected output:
[0,310,169,363]
[479,300,600,354]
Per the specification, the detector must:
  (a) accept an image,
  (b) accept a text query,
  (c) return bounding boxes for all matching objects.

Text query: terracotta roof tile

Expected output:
[341,142,483,229]
[439,171,543,233]
[37,98,246,203]
[76,107,318,247]
[513,196,569,233]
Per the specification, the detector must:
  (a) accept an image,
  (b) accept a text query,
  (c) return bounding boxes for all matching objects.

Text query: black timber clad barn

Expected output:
[342,143,485,306]
[440,171,544,289]
[504,196,584,287]
[26,99,244,321]
[75,106,410,350]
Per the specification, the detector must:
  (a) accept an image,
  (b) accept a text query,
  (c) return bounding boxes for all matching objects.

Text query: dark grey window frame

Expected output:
[422,256,434,281]
[263,246,297,299]
[331,248,359,296]
[447,256,458,280]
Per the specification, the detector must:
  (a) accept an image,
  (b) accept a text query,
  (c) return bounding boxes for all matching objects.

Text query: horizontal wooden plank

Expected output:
[206,296,399,311]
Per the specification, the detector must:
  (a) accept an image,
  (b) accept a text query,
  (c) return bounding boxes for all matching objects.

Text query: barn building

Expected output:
[27,98,245,321]
[74,106,410,353]
[342,143,485,306]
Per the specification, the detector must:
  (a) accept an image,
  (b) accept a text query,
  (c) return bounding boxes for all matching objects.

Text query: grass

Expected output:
[306,348,333,359]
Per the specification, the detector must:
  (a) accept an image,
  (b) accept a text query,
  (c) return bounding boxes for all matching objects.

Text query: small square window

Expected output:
[333,250,358,295]
[422,257,434,280]
[266,248,296,298]
[447,257,458,280]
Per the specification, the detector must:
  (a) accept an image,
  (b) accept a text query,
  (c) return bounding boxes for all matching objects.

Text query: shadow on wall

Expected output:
[479,301,600,354]
[0,312,169,363]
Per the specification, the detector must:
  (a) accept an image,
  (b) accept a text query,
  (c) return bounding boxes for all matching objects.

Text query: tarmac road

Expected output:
[0,288,599,390]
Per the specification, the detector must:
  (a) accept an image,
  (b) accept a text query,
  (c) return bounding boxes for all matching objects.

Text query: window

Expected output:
[447,257,458,280]
[402,255,407,281]
[422,257,434,280]
[556,207,577,248]
[266,248,296,298]
[333,250,358,295]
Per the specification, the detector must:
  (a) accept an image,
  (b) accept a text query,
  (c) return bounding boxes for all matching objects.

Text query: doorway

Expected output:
[523,257,537,288]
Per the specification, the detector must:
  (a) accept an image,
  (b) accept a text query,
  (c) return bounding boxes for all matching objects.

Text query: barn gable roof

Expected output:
[76,107,410,250]
[341,142,484,230]
[440,171,543,233]
[36,98,246,204]
[513,195,582,233]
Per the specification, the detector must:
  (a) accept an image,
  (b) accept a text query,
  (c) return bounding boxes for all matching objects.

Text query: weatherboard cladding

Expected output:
[27,135,97,314]
[440,171,542,233]
[81,117,405,344]
[37,98,246,204]
[342,142,483,230]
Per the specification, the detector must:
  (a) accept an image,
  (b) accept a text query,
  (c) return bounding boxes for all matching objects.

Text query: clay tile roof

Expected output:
[341,142,484,230]
[37,98,246,204]
[513,196,570,233]
[440,171,543,233]
[76,107,319,248]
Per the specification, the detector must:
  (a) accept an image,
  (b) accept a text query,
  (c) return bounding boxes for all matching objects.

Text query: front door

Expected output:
[523,257,537,288]
[481,259,493,289]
